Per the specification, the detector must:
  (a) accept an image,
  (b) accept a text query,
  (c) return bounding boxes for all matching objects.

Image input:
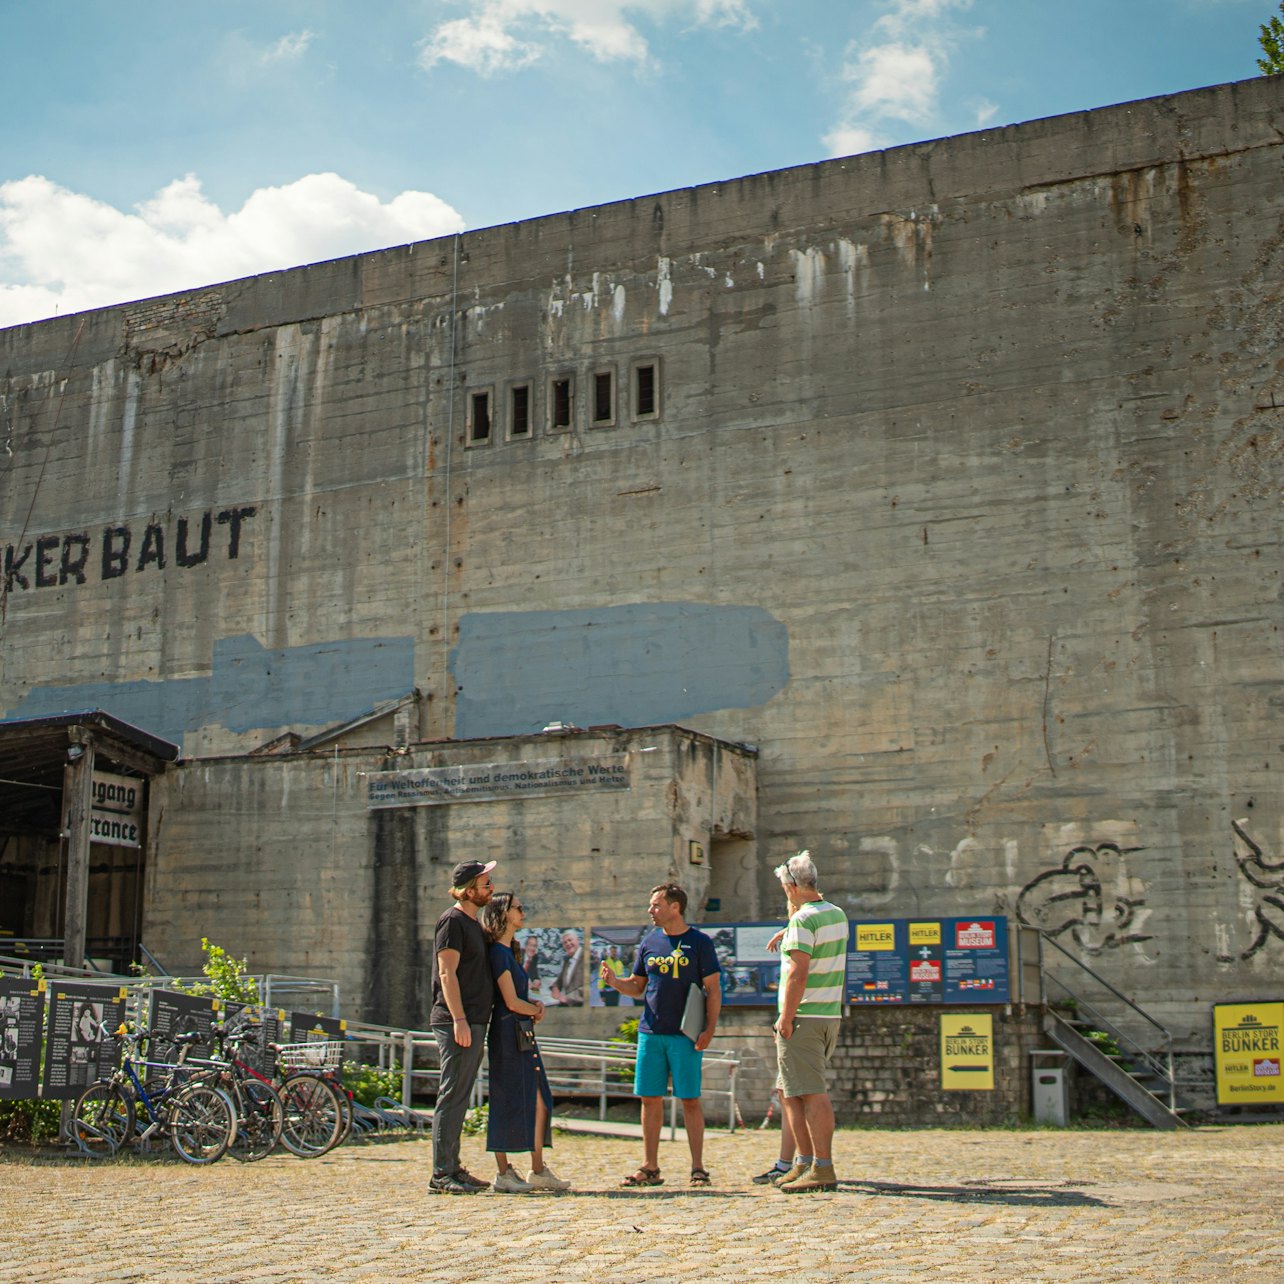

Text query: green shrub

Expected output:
[342,1061,400,1108]
[0,1098,62,1144]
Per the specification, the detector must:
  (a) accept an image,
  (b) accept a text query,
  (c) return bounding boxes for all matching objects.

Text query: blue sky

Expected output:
[0,0,1270,327]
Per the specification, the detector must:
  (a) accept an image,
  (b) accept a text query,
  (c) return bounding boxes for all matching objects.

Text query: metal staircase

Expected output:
[1035,933,1188,1129]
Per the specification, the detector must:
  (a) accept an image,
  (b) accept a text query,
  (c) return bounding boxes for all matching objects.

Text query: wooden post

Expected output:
[61,730,96,969]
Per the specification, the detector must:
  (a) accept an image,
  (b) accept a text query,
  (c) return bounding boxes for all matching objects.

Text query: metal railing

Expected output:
[1037,932,1176,1110]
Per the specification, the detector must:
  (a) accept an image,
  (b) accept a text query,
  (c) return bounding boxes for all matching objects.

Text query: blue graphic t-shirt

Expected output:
[633,927,720,1036]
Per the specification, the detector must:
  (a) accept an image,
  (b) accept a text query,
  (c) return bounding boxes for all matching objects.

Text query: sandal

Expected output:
[690,1168,711,1187]
[621,1167,664,1187]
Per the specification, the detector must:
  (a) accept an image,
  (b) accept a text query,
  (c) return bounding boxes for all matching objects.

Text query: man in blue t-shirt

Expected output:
[599,882,721,1187]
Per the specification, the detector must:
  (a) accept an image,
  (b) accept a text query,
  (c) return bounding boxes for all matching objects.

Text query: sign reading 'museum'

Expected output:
[367,755,631,809]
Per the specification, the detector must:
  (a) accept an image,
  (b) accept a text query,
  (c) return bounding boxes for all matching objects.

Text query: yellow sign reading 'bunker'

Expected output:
[1213,1002,1284,1105]
[940,1012,995,1090]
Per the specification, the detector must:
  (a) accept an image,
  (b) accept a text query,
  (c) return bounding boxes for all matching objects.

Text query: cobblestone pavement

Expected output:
[2,1124,1280,1283]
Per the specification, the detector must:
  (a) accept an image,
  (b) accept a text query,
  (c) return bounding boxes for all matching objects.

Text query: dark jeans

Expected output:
[431,1022,487,1177]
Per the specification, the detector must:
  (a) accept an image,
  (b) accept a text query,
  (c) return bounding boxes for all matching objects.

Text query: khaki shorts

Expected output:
[775,1017,840,1098]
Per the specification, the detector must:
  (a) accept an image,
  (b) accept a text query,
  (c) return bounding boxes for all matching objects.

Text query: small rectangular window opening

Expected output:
[635,364,657,418]
[469,391,491,444]
[593,371,614,425]
[551,377,572,430]
[510,384,531,438]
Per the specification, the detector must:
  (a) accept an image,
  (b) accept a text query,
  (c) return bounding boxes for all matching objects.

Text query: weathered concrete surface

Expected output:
[2,1126,1281,1282]
[143,725,757,1032]
[4,77,1284,1044]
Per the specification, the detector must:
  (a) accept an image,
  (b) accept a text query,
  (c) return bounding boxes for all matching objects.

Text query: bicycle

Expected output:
[70,1024,237,1164]
[189,1025,285,1162]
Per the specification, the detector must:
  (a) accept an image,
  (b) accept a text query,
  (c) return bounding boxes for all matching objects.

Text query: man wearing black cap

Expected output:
[429,859,496,1193]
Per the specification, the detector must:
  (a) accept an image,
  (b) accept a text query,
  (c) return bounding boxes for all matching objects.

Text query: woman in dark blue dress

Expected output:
[479,893,567,1193]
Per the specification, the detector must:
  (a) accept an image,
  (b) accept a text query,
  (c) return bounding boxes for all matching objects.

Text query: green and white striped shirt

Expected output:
[779,898,848,1018]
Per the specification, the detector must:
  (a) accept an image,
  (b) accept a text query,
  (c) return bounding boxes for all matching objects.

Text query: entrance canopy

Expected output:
[0,709,178,836]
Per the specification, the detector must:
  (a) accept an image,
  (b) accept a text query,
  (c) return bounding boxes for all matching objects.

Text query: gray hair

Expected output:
[774,849,818,888]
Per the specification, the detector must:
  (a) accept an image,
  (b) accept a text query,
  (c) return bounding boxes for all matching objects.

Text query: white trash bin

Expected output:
[1031,1050,1070,1126]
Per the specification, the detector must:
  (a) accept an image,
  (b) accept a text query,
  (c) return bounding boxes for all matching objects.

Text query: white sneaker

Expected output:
[525,1165,571,1191]
[493,1169,534,1193]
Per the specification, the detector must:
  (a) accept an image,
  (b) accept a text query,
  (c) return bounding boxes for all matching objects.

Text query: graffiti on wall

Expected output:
[1015,836,1152,955]
[1219,819,1284,961]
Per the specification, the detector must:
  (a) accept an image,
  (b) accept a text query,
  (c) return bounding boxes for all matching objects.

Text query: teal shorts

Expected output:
[635,1031,703,1099]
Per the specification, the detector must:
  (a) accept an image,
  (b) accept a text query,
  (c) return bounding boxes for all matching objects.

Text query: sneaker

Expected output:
[778,1161,838,1193]
[454,1167,490,1190]
[752,1163,791,1185]
[770,1159,809,1186]
[429,1172,480,1195]
[493,1168,534,1193]
[525,1165,571,1191]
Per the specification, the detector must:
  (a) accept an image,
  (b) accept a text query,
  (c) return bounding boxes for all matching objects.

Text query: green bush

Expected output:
[0,1098,62,1145]
[342,1061,400,1108]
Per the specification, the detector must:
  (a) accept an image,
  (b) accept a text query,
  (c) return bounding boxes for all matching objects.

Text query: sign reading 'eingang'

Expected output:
[366,755,631,809]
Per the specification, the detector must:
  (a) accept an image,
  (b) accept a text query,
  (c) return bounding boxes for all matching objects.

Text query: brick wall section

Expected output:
[719,1006,1044,1125]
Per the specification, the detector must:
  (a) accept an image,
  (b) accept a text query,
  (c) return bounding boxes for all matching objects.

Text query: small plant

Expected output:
[608,1016,639,1082]
[462,1103,489,1135]
[0,1098,62,1144]
[175,937,260,1005]
[342,1061,400,1108]
[1084,1029,1122,1058]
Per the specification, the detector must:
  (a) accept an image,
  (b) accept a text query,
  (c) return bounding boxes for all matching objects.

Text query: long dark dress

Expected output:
[487,940,554,1154]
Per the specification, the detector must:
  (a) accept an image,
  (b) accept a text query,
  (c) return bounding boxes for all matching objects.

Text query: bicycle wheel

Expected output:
[167,1083,235,1164]
[279,1073,345,1157]
[71,1082,135,1157]
[229,1077,284,1162]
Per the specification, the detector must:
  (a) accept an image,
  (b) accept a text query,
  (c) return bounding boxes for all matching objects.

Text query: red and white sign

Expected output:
[955,921,996,949]
[910,960,942,983]
[1253,1058,1281,1077]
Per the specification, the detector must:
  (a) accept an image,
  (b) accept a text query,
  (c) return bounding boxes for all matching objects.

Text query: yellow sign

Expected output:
[1213,1002,1284,1105]
[909,922,941,946]
[940,1013,995,1090]
[856,923,896,951]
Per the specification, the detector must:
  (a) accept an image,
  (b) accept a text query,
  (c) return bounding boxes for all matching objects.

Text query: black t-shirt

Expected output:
[430,906,494,1026]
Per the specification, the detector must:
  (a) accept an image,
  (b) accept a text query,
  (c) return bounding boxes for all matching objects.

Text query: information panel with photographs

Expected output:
[40,983,128,1099]
[514,927,587,1007]
[148,990,220,1058]
[847,917,1010,1004]
[0,977,45,1099]
[590,922,787,1008]
[220,1003,287,1076]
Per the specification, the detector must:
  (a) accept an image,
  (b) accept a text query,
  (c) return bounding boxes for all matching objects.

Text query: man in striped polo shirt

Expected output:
[772,850,848,1193]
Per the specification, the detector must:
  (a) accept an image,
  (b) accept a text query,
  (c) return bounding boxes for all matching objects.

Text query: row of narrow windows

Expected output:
[466,360,660,446]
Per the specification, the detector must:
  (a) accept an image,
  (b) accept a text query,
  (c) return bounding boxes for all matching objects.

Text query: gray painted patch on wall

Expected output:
[8,632,416,748]
[451,602,789,738]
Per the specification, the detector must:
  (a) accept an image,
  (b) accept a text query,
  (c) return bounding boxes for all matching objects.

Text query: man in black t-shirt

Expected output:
[429,859,496,1194]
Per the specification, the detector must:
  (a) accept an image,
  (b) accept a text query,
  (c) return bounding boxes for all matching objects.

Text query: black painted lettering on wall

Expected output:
[176,512,211,567]
[217,507,256,560]
[35,536,59,588]
[59,534,91,585]
[2,505,258,595]
[136,523,165,572]
[101,526,131,580]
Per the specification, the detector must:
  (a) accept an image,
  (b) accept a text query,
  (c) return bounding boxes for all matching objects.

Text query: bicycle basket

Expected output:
[276,1040,343,1072]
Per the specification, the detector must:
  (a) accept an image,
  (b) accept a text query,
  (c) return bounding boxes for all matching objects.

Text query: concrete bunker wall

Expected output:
[2,78,1283,1041]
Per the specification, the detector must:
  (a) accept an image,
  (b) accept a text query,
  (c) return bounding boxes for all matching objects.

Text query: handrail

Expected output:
[1038,932,1174,1043]
[1038,933,1176,1111]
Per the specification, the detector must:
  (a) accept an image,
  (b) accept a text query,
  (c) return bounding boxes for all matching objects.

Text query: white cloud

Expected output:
[419,0,757,74]
[0,173,465,329]
[262,29,318,64]
[824,0,978,158]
